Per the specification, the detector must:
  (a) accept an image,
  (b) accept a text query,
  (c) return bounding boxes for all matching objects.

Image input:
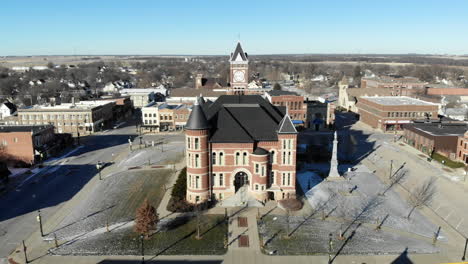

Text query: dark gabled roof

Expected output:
[204,95,283,122]
[2,101,17,113]
[185,98,210,130]
[205,95,286,143]
[200,78,227,89]
[197,96,206,105]
[278,115,298,134]
[267,90,299,96]
[230,42,248,62]
[253,147,269,155]
[210,107,253,143]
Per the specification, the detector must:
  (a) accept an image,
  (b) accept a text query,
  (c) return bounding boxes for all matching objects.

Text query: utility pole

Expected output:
[37,210,44,237]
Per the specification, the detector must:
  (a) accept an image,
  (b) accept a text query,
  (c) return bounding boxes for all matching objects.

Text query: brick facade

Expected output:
[457,131,468,164]
[357,96,439,132]
[185,130,297,204]
[0,125,55,164]
[269,94,308,126]
[403,124,466,159]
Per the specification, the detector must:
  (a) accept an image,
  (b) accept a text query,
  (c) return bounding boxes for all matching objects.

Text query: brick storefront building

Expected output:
[17,100,115,136]
[265,90,308,127]
[357,96,439,132]
[0,125,55,164]
[402,123,467,159]
[142,102,191,132]
[185,95,298,204]
[457,131,468,164]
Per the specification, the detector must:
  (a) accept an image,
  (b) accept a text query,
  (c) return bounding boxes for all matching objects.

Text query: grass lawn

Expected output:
[432,152,465,169]
[52,168,173,241]
[107,169,172,223]
[53,214,228,256]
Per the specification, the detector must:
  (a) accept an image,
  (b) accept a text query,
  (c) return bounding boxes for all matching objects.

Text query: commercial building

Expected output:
[265,90,308,127]
[361,75,426,95]
[185,95,298,204]
[402,123,467,160]
[141,102,191,132]
[425,85,468,96]
[338,76,392,113]
[357,96,439,132]
[17,100,115,135]
[0,125,55,165]
[120,88,168,108]
[457,131,468,164]
[94,96,133,122]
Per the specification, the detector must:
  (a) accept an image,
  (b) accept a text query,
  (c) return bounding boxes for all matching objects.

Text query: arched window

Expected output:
[212,152,217,165]
[219,152,224,165]
[195,154,200,168]
[242,152,248,165]
[235,152,240,165]
[270,150,276,164]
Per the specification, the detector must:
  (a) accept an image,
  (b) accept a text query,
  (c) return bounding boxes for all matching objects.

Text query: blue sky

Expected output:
[1,0,467,55]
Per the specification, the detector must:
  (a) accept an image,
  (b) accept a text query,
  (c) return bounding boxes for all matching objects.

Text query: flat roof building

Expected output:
[402,123,467,160]
[17,100,115,135]
[357,96,439,132]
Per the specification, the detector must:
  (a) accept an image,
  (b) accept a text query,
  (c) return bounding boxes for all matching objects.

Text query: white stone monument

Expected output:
[328,131,341,179]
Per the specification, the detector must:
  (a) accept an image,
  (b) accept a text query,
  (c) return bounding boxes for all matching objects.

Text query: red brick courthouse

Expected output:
[185,95,298,204]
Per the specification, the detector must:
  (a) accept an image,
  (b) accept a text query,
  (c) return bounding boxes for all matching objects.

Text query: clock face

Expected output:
[233,70,245,82]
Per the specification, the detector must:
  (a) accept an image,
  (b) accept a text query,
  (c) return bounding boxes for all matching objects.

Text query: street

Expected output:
[0,121,139,262]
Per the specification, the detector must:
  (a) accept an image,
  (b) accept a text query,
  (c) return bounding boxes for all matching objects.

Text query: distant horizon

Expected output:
[2,52,468,57]
[1,1,468,56]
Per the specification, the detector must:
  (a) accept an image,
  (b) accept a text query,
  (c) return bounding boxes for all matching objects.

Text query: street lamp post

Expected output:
[140,235,145,264]
[37,210,44,237]
[96,161,102,180]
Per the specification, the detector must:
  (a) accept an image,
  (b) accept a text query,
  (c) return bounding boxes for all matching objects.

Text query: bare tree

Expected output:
[337,195,382,239]
[381,168,407,196]
[134,199,159,239]
[407,177,437,219]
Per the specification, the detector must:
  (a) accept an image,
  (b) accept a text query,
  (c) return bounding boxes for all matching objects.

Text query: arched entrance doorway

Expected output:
[234,171,248,192]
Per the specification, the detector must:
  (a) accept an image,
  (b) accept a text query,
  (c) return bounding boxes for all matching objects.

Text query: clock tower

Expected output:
[229,42,249,95]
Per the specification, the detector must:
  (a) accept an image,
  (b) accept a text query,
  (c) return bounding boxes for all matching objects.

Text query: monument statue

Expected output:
[328,131,341,179]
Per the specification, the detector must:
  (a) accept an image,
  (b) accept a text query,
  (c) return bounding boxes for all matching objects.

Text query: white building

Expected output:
[0,102,17,119]
[120,87,168,108]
